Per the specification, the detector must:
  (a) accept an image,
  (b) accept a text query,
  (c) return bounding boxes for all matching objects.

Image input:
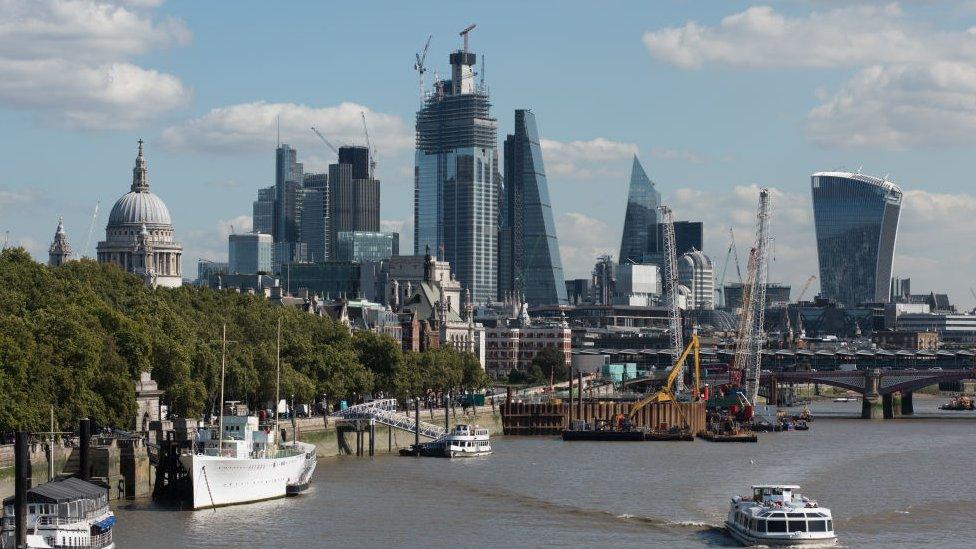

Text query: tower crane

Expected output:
[796,275,817,302]
[309,127,340,157]
[733,188,772,406]
[413,34,432,104]
[460,23,476,52]
[716,227,743,308]
[659,205,684,391]
[360,111,377,179]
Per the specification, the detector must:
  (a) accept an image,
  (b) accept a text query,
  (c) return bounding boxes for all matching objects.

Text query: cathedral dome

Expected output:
[108,191,171,226]
[106,139,172,227]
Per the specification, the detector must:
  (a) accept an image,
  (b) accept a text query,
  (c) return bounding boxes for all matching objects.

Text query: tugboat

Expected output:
[1,477,116,548]
[726,485,837,546]
[400,424,492,458]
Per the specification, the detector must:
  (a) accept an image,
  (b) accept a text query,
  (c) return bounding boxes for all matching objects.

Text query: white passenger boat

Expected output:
[1,477,115,549]
[726,485,837,546]
[403,424,492,458]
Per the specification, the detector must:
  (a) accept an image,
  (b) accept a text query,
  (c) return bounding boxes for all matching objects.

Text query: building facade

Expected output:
[414,37,499,304]
[97,140,183,288]
[228,233,273,274]
[335,231,398,262]
[252,186,275,236]
[811,171,903,305]
[327,146,379,259]
[484,321,571,379]
[614,263,660,307]
[677,248,714,310]
[498,109,568,306]
[618,156,661,264]
[48,217,72,267]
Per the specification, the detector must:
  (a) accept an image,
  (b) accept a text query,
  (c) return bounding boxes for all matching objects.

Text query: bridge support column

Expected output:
[901,391,914,415]
[890,393,902,418]
[861,395,883,419]
[882,394,895,419]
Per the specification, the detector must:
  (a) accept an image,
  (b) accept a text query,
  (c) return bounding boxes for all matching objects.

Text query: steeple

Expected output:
[131,139,149,192]
[48,216,72,267]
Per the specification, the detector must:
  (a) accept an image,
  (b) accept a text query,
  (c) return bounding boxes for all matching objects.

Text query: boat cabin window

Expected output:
[809,520,827,532]
[767,520,786,533]
[787,513,804,518]
[788,520,807,532]
[771,513,785,518]
[827,519,833,531]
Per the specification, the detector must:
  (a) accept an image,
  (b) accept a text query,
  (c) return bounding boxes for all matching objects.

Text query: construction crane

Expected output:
[733,188,772,406]
[627,333,701,427]
[310,127,340,157]
[360,111,377,179]
[460,23,476,52]
[659,205,684,391]
[413,34,432,103]
[715,227,743,307]
[83,201,100,259]
[796,275,817,302]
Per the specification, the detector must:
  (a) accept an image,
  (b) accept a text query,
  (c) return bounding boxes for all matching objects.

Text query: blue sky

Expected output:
[2,1,975,308]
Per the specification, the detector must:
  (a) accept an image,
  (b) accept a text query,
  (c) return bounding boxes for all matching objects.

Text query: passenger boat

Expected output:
[939,396,974,411]
[400,424,492,457]
[726,485,836,546]
[1,477,116,549]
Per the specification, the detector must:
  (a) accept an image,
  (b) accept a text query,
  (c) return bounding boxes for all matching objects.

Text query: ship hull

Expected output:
[180,442,316,509]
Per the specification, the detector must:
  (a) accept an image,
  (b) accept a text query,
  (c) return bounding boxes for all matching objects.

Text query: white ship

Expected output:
[180,415,316,509]
[726,485,836,546]
[403,424,492,458]
[1,477,115,549]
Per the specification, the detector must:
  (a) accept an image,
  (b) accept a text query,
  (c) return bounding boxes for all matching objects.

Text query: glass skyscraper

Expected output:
[328,146,379,260]
[498,109,567,305]
[414,39,498,303]
[811,171,903,305]
[619,156,661,264]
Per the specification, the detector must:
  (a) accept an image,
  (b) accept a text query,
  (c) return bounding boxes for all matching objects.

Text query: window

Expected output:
[767,520,786,533]
[757,519,767,533]
[788,521,807,532]
[809,520,827,532]
[827,519,833,531]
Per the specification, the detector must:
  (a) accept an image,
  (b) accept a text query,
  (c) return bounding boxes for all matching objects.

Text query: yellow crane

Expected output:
[628,333,701,421]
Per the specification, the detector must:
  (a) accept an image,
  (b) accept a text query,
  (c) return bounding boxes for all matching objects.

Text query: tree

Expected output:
[532,347,568,384]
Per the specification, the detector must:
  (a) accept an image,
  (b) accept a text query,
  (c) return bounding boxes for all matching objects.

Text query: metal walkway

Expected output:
[331,399,446,440]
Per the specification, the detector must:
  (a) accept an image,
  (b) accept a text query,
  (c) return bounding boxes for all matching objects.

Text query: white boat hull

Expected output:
[726,521,837,547]
[180,442,316,509]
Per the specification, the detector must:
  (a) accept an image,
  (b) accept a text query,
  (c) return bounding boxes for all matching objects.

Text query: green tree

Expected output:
[532,347,569,383]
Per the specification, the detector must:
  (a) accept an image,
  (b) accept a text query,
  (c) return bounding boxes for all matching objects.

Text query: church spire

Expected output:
[48,216,72,267]
[131,139,149,192]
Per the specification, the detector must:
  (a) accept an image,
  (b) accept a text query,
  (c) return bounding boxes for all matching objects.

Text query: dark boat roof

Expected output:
[2,477,106,506]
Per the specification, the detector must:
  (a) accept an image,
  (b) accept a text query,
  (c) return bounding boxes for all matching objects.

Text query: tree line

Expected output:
[0,248,487,434]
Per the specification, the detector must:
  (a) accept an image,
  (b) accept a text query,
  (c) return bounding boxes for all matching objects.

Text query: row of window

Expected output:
[734,511,832,534]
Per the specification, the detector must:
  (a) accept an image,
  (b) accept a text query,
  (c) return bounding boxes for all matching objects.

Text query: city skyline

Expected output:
[1,2,975,307]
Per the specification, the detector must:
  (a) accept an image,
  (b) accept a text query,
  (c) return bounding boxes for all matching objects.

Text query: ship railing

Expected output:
[52,529,113,548]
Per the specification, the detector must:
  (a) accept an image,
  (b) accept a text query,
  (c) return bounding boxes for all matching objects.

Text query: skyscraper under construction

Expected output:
[414,29,499,304]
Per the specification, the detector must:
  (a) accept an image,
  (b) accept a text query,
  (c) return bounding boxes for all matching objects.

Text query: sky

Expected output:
[2,0,976,309]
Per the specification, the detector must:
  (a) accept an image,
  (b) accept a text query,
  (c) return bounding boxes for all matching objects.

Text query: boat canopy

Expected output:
[2,477,106,506]
[751,484,800,490]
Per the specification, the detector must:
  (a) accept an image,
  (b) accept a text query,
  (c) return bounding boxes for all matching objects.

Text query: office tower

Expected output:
[498,109,567,305]
[414,35,499,303]
[274,144,304,244]
[229,233,273,274]
[677,248,714,310]
[619,156,661,264]
[811,171,903,305]
[300,173,328,262]
[335,231,399,262]
[614,263,660,306]
[565,278,591,305]
[252,186,275,236]
[327,146,379,259]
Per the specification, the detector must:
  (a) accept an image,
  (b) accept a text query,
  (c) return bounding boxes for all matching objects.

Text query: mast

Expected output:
[275,316,282,446]
[218,323,227,451]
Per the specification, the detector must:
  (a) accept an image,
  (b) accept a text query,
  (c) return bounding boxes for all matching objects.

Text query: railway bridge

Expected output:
[761,368,976,419]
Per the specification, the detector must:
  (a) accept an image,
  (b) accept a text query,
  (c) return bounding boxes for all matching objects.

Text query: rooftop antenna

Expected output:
[460,23,476,52]
[83,201,100,258]
[413,34,432,104]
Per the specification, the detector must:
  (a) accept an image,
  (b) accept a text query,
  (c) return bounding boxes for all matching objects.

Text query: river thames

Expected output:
[114,400,975,547]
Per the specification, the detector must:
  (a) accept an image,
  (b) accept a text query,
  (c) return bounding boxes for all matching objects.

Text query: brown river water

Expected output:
[113,399,976,548]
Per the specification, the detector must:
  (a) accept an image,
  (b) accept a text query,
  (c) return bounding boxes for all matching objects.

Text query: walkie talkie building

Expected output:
[811,171,903,306]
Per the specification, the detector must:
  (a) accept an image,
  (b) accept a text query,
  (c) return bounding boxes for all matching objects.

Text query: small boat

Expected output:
[794,420,810,431]
[401,424,492,457]
[726,484,837,546]
[832,397,856,403]
[1,477,116,548]
[939,396,974,411]
[701,417,757,443]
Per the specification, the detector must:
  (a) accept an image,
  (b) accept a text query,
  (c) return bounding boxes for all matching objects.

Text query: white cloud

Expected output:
[0,0,191,129]
[160,101,413,157]
[642,4,976,70]
[556,212,618,279]
[650,147,708,165]
[806,62,976,149]
[540,137,637,180]
[0,186,42,210]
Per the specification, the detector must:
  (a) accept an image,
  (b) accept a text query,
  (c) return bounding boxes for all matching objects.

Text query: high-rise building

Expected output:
[619,156,661,264]
[414,36,499,304]
[252,186,275,236]
[498,109,567,306]
[229,233,273,274]
[327,146,379,259]
[614,263,660,307]
[274,144,304,244]
[811,172,903,305]
[48,217,72,267]
[335,231,399,262]
[300,173,328,262]
[677,248,714,310]
[591,255,615,305]
[642,221,704,265]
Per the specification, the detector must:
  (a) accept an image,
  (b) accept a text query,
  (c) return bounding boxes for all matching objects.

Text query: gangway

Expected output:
[331,399,447,440]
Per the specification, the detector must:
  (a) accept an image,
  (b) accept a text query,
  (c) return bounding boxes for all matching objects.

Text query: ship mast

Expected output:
[274,316,282,447]
[217,323,227,451]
